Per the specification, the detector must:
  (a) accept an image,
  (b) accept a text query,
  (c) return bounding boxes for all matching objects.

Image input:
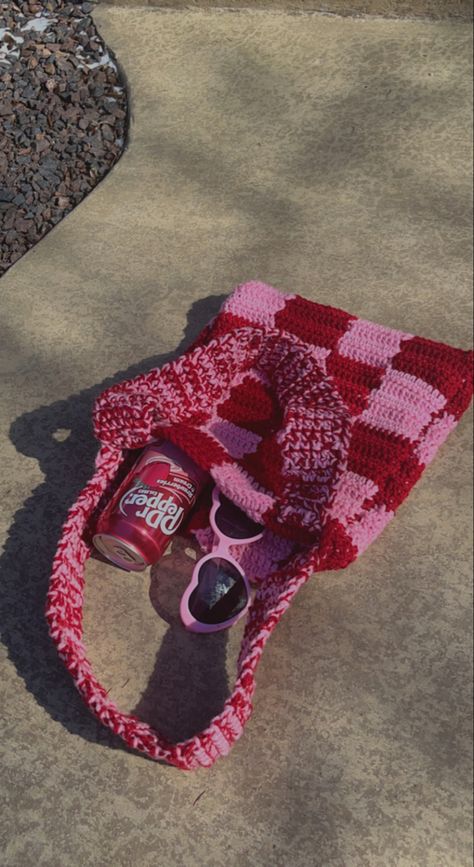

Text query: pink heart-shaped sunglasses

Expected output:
[180,486,264,633]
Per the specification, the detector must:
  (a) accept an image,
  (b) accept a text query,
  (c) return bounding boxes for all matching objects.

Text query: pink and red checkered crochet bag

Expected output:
[46,282,473,769]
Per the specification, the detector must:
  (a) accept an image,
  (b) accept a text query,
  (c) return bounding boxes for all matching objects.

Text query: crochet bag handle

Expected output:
[46,441,324,769]
[46,327,349,770]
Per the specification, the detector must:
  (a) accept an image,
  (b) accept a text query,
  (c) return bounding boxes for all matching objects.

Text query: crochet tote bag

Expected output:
[46,282,474,770]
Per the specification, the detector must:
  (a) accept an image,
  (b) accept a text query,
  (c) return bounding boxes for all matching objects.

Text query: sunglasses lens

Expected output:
[189,557,249,625]
[214,494,263,540]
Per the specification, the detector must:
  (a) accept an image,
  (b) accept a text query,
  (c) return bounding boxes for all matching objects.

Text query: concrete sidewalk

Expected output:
[1,6,472,866]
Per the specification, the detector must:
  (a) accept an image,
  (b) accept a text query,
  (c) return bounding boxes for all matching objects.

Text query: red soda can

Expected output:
[93,439,209,571]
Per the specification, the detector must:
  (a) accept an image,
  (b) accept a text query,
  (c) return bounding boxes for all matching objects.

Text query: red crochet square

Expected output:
[326,352,385,416]
[274,295,356,349]
[348,421,424,511]
[392,336,474,419]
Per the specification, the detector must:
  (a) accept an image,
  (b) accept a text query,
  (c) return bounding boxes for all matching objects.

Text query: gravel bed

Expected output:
[0,0,127,276]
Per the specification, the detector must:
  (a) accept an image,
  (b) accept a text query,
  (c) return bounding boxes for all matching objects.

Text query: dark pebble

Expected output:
[0,187,14,202]
[33,173,51,190]
[101,124,114,142]
[40,156,60,171]
[3,210,17,230]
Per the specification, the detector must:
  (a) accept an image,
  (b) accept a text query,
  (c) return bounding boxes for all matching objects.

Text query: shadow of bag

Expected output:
[46,281,474,769]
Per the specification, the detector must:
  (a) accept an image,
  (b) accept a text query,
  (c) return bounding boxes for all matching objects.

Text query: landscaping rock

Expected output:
[0,0,127,276]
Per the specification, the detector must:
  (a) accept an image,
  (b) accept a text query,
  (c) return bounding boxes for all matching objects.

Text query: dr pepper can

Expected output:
[93,439,209,571]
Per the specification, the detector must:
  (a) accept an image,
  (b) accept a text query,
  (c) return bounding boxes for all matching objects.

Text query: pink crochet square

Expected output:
[360,368,447,442]
[338,318,413,368]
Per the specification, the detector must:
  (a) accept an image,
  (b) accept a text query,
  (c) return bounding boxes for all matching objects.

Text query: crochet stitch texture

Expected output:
[46,282,474,769]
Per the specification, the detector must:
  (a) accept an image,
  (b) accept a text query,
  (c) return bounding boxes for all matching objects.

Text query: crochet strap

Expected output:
[45,444,319,770]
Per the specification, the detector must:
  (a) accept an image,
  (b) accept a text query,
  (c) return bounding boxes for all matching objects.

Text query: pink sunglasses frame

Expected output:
[180,486,264,633]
